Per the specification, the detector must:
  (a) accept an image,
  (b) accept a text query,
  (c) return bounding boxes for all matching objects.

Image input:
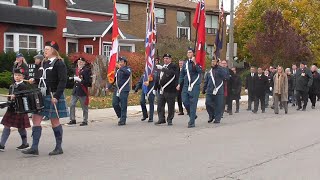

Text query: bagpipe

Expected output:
[0,89,44,114]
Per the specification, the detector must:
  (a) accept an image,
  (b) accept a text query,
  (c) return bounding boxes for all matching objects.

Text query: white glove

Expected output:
[153,90,156,95]
[269,87,273,91]
[74,76,82,82]
[156,65,163,70]
[245,89,248,94]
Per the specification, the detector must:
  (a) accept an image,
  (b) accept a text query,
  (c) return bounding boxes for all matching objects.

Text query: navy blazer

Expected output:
[203,66,229,95]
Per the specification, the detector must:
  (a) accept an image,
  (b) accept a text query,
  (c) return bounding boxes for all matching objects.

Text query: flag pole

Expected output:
[193,0,201,52]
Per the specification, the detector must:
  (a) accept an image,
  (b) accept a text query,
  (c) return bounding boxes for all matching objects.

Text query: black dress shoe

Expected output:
[49,148,63,156]
[302,108,306,111]
[80,122,88,126]
[148,119,153,122]
[188,124,195,128]
[155,121,165,125]
[235,110,239,113]
[118,122,126,126]
[22,148,39,156]
[167,122,173,126]
[246,108,251,111]
[67,120,76,125]
[208,119,214,123]
[178,112,184,115]
[296,107,302,111]
[213,121,220,124]
[141,117,148,121]
[312,106,315,109]
[262,110,265,113]
[292,104,296,107]
[252,110,257,114]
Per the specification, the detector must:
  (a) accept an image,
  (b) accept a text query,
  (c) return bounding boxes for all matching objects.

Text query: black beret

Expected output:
[45,41,59,51]
[163,53,172,58]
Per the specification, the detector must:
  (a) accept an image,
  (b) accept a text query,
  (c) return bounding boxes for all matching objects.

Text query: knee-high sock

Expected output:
[0,127,10,147]
[18,128,27,145]
[31,126,42,150]
[53,125,63,149]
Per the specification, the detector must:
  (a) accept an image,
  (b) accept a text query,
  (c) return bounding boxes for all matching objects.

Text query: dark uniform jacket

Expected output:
[134,73,156,93]
[72,67,92,97]
[252,74,268,97]
[245,73,256,96]
[114,66,131,92]
[41,59,67,100]
[295,68,313,92]
[156,63,179,93]
[310,71,320,94]
[7,82,28,112]
[179,60,202,90]
[203,66,229,95]
[231,73,242,100]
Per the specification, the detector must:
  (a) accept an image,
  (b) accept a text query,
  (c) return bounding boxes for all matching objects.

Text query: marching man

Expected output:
[177,48,202,128]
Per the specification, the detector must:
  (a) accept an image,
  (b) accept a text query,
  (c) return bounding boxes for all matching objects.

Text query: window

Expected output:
[206,15,218,34]
[177,27,190,40]
[155,8,165,24]
[4,33,43,53]
[177,11,191,40]
[0,0,15,5]
[66,38,78,54]
[116,3,129,20]
[103,44,112,61]
[206,45,214,57]
[84,45,93,54]
[5,34,14,52]
[119,45,134,52]
[32,0,46,9]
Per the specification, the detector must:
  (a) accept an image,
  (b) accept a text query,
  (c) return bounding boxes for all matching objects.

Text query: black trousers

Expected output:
[309,93,317,107]
[296,90,308,108]
[248,93,254,110]
[254,95,265,112]
[177,90,183,113]
[235,99,240,111]
[157,92,176,123]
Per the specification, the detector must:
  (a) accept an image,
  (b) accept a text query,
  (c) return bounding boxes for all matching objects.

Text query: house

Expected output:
[0,0,143,60]
[117,0,228,59]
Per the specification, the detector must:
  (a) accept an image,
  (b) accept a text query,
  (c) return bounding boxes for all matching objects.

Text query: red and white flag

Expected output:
[192,0,206,68]
[107,0,119,84]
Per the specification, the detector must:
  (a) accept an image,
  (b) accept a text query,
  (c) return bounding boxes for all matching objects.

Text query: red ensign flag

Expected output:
[192,0,206,68]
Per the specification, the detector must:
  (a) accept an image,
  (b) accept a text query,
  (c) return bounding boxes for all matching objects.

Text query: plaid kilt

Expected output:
[1,111,31,129]
[39,94,69,119]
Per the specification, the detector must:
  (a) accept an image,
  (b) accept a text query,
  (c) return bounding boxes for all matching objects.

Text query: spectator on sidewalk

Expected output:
[176,60,185,115]
[264,69,273,108]
[231,67,242,113]
[309,65,320,109]
[295,62,313,111]
[252,67,268,113]
[273,66,288,114]
[245,66,256,111]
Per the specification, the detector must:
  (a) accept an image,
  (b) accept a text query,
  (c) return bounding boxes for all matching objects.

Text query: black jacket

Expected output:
[72,67,92,96]
[295,68,313,92]
[41,59,67,100]
[155,63,179,93]
[7,82,28,112]
[245,73,255,95]
[265,74,274,93]
[310,71,320,94]
[231,73,242,100]
[253,74,268,97]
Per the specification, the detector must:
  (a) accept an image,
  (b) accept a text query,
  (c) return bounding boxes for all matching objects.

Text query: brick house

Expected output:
[0,0,143,59]
[117,0,228,59]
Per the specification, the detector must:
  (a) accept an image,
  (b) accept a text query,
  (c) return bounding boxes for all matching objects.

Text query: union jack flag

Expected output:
[143,0,157,95]
[213,1,224,60]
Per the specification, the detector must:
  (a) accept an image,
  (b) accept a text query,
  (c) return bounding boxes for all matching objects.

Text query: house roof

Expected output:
[66,20,112,37]
[67,0,113,14]
[125,0,219,12]
[0,4,57,28]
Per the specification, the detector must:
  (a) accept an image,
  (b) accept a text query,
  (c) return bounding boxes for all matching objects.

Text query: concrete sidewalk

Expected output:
[0,95,250,131]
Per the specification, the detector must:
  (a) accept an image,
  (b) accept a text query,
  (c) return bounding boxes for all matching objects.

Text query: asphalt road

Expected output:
[0,103,320,180]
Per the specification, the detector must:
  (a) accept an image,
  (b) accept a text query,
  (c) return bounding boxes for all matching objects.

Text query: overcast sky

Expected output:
[221,0,241,25]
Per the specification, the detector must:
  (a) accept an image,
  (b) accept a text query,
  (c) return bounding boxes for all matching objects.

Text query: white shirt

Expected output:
[251,73,254,77]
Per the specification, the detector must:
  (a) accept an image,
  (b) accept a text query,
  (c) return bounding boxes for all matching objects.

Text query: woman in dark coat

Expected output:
[231,67,242,113]
[309,65,320,109]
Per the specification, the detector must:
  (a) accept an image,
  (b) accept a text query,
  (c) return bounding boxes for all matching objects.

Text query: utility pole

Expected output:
[228,0,235,68]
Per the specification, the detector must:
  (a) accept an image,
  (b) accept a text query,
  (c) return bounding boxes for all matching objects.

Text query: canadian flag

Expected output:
[107,0,119,84]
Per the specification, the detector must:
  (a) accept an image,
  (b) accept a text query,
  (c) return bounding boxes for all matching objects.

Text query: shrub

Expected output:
[240,69,250,87]
[0,71,12,89]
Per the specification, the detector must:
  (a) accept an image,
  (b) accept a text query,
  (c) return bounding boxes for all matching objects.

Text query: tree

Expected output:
[234,0,320,64]
[247,10,312,68]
